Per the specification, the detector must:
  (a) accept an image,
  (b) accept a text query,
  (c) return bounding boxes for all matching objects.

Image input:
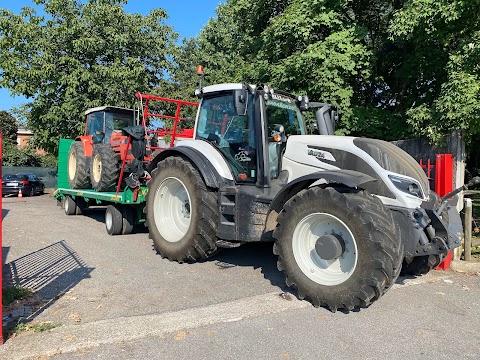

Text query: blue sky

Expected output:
[0,0,223,112]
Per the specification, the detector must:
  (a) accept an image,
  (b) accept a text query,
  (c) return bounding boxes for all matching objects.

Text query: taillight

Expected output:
[20,180,29,185]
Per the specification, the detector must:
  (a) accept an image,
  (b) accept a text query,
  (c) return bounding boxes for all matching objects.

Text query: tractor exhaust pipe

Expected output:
[309,102,337,135]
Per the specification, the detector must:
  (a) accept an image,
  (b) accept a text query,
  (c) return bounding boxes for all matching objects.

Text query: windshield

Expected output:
[196,92,257,182]
[265,97,306,135]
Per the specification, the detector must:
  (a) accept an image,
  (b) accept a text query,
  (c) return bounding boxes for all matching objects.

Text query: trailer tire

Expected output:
[64,196,77,216]
[106,204,123,235]
[146,156,218,262]
[90,144,120,192]
[122,206,135,235]
[273,187,402,311]
[401,255,441,276]
[75,197,86,215]
[68,142,91,189]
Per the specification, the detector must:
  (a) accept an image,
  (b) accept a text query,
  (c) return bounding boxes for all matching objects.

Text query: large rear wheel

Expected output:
[68,142,91,189]
[145,156,218,262]
[273,187,403,311]
[90,144,120,192]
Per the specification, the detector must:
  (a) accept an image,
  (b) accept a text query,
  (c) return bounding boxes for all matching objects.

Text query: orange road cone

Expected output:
[18,188,23,198]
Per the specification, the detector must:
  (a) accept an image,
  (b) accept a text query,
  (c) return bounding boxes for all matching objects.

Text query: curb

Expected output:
[450,260,480,274]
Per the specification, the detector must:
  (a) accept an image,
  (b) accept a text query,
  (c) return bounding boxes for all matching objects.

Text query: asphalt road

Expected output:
[1,194,480,359]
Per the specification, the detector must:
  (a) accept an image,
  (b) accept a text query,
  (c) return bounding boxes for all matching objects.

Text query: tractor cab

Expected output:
[85,106,135,144]
[194,84,335,185]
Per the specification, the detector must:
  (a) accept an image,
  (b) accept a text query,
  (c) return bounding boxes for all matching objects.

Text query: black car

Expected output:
[2,173,45,197]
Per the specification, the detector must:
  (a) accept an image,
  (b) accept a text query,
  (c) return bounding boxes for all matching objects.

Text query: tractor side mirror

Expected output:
[234,89,247,116]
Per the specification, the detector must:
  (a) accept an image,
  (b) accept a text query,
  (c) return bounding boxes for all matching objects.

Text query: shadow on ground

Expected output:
[203,242,290,292]
[3,240,94,321]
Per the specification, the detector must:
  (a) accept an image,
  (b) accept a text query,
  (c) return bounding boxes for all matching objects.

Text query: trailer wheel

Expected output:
[146,156,218,262]
[90,144,120,192]
[401,255,441,276]
[121,206,135,235]
[273,187,402,311]
[75,197,86,215]
[64,196,77,215]
[105,204,123,235]
[68,142,91,189]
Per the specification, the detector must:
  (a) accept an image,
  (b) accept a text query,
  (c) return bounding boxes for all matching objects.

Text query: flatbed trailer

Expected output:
[54,94,197,235]
[54,138,148,235]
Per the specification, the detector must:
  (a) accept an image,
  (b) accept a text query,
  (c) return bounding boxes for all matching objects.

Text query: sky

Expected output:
[0,0,223,112]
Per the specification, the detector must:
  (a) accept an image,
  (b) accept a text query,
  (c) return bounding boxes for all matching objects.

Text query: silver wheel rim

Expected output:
[68,151,77,180]
[65,198,70,213]
[292,213,358,286]
[92,154,102,183]
[105,209,113,230]
[153,177,192,243]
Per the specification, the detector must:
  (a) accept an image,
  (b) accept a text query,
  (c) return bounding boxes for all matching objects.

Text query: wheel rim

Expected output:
[292,213,357,286]
[153,177,192,243]
[68,151,77,180]
[92,153,102,183]
[65,198,71,213]
[105,209,113,230]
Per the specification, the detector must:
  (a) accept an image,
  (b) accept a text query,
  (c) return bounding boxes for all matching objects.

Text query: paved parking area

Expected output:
[1,194,480,359]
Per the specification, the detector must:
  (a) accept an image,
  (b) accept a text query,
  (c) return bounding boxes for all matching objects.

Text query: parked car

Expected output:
[2,173,45,197]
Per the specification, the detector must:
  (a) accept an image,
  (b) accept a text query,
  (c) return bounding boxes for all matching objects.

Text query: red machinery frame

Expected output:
[135,92,198,149]
[115,93,198,194]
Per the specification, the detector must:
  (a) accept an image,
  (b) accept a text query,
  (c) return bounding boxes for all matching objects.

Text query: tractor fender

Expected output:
[269,169,377,214]
[150,147,231,189]
[75,136,94,157]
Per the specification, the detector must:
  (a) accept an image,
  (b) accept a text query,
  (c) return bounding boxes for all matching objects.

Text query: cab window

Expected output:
[196,92,256,182]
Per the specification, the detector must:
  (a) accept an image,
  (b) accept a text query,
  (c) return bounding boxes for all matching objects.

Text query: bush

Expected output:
[2,143,57,167]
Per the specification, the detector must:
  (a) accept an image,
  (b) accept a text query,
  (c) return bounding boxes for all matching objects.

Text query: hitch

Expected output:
[436,176,480,216]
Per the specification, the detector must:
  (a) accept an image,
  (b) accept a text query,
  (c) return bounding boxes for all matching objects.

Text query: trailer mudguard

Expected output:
[150,147,229,189]
[269,169,377,213]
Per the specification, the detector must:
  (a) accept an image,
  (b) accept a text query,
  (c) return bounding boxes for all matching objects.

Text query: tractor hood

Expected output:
[282,135,430,207]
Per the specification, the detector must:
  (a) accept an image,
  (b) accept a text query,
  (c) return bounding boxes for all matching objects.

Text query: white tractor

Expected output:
[145,82,463,311]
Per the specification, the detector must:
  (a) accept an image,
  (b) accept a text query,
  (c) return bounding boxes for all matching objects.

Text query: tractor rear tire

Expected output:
[273,187,403,312]
[401,255,441,276]
[68,142,91,189]
[145,156,218,262]
[90,144,120,192]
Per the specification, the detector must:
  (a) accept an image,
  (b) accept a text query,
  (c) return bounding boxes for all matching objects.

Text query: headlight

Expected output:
[388,175,424,199]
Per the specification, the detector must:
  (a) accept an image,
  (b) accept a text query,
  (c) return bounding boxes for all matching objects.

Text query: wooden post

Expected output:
[464,198,472,261]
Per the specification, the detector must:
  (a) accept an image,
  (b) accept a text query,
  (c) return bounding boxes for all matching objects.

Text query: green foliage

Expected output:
[2,142,47,166]
[389,0,480,143]
[2,286,32,306]
[0,0,176,154]
[0,110,18,144]
[171,0,479,144]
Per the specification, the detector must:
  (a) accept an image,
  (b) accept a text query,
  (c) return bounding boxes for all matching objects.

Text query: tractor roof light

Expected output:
[195,65,205,98]
[196,65,204,77]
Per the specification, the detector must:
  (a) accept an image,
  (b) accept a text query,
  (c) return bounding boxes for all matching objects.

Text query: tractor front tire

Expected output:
[145,156,218,262]
[90,144,120,192]
[68,142,91,189]
[273,187,403,311]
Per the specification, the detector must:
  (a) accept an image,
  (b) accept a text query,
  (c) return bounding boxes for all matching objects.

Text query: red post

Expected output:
[1,133,3,344]
[434,154,454,270]
[434,154,453,197]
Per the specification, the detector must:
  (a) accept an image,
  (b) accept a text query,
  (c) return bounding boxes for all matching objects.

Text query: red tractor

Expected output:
[67,94,197,192]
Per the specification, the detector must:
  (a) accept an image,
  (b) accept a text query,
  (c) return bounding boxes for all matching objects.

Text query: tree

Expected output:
[0,0,176,154]
[0,110,18,144]
[389,0,480,144]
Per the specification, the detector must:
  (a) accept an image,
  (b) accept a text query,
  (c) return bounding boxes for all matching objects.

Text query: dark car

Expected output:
[2,173,45,197]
